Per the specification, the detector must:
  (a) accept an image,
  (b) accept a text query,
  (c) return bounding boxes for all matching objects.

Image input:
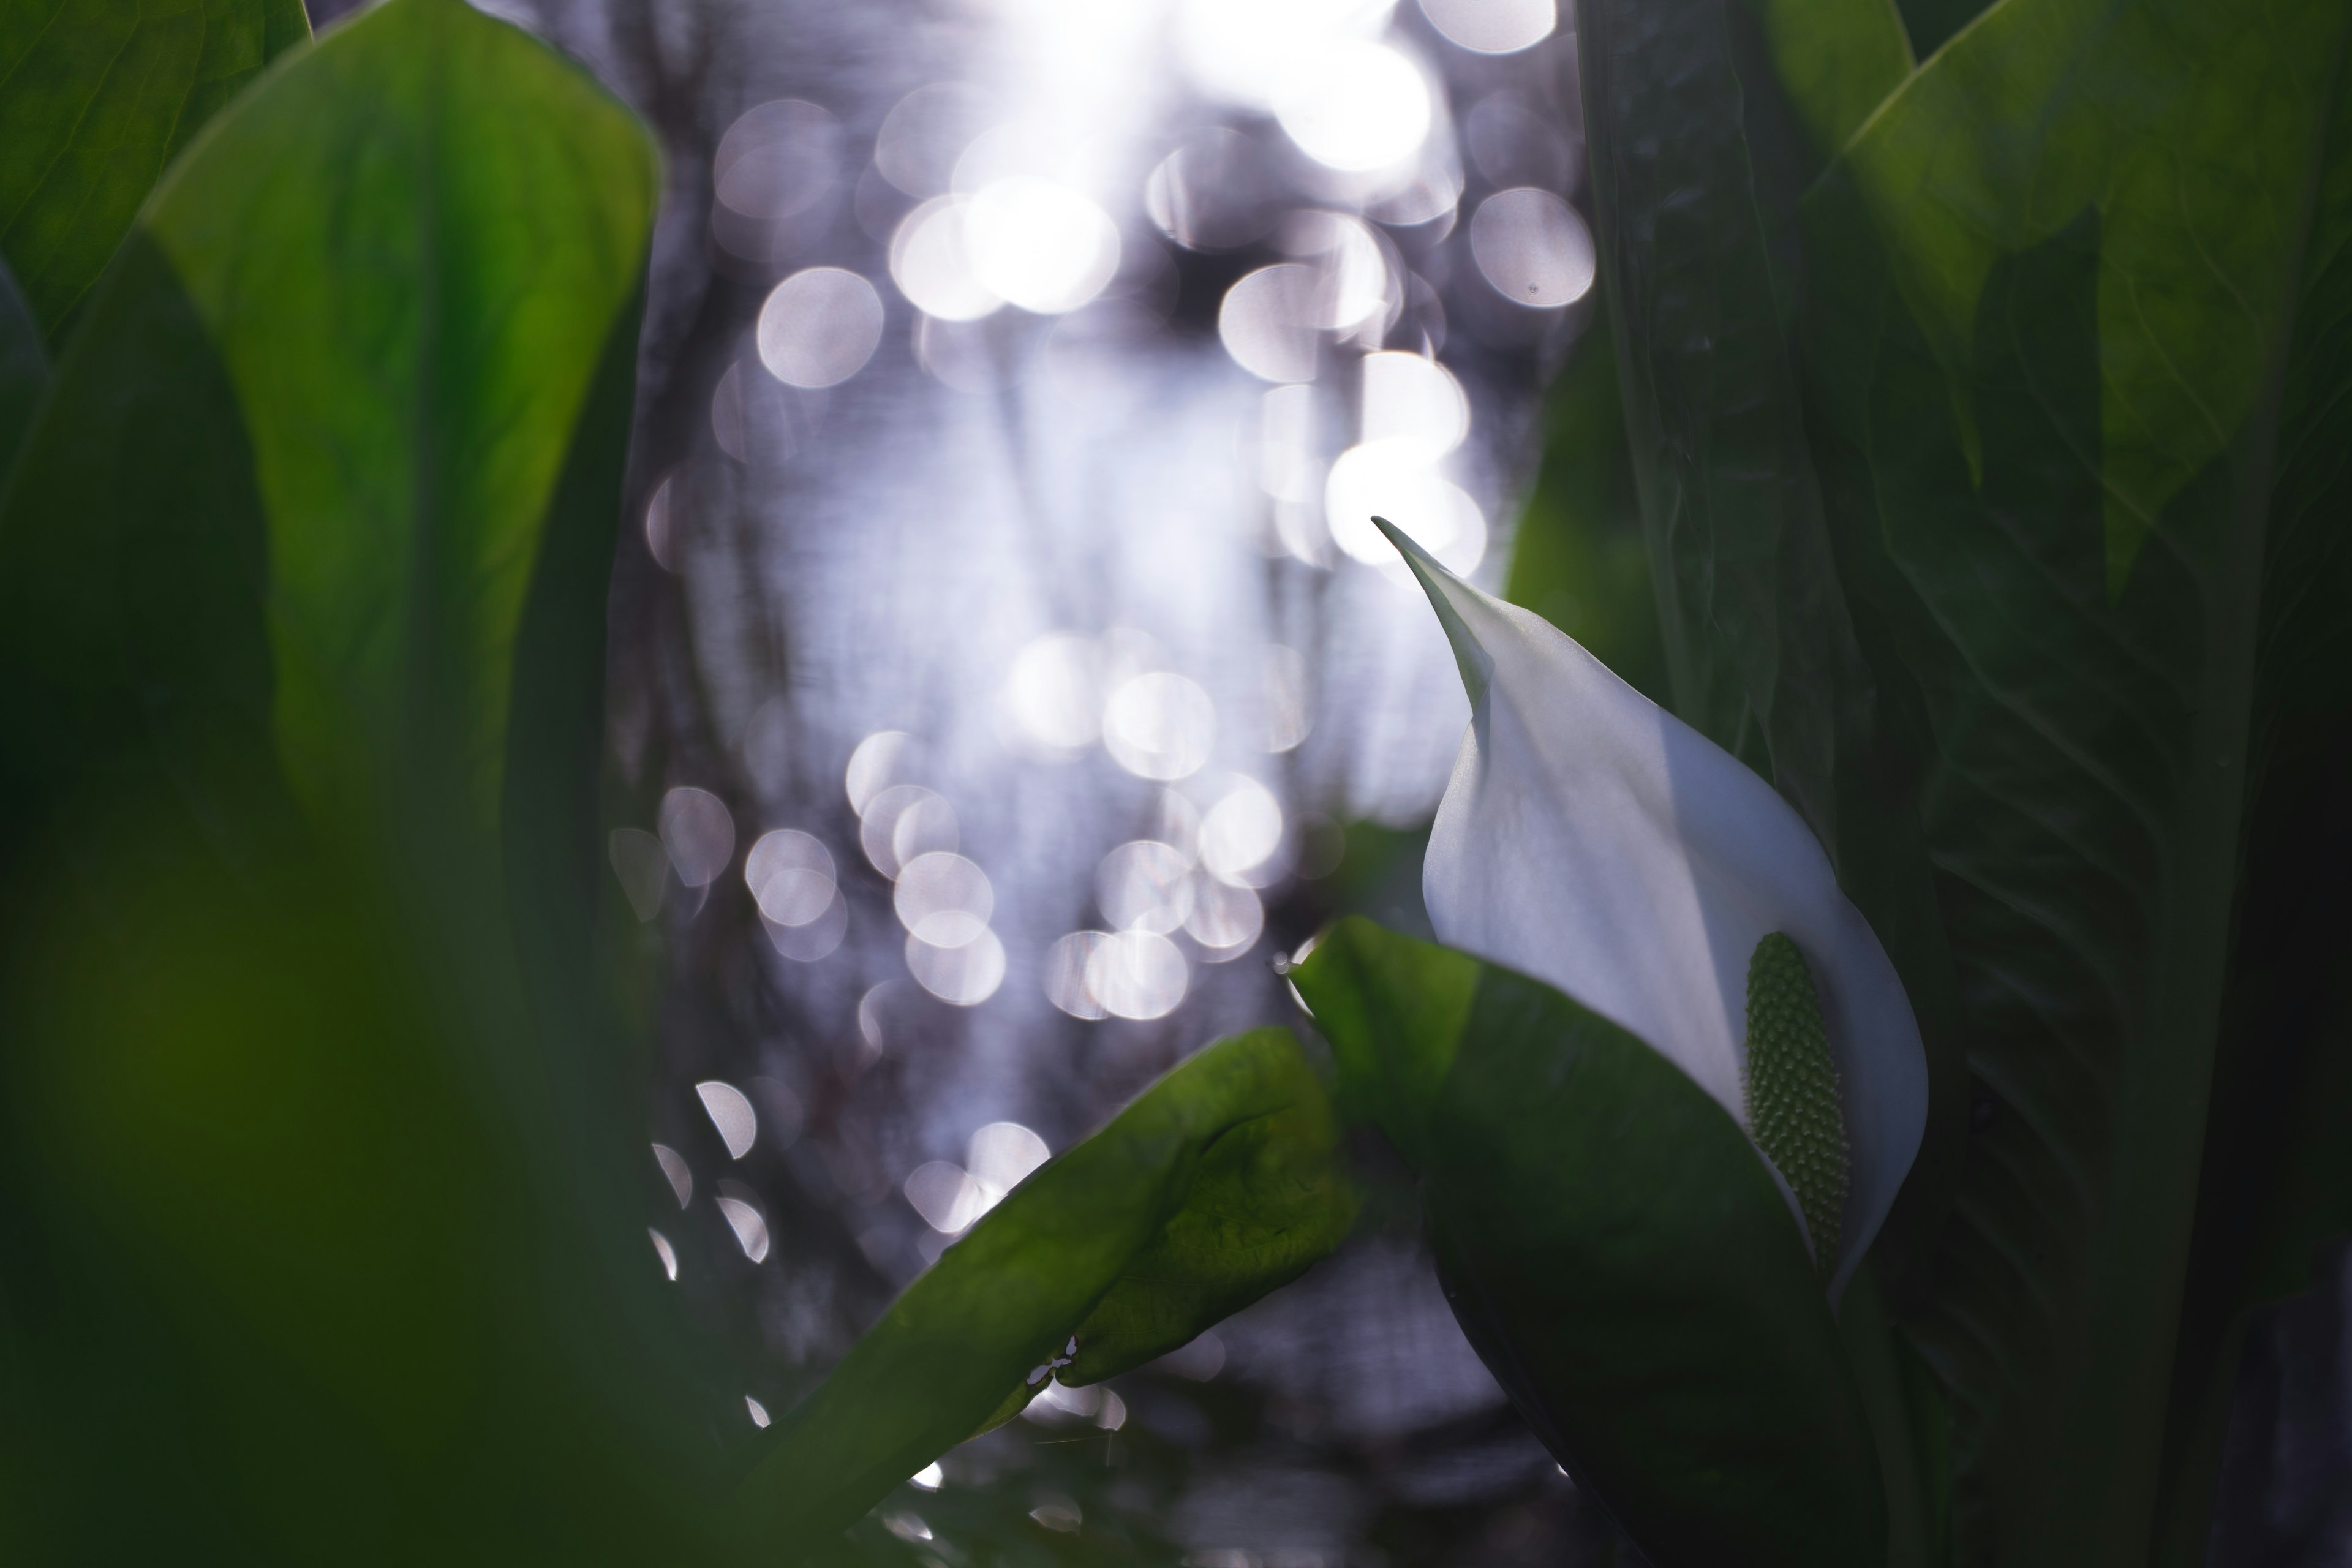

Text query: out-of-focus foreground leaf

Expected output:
[1578,0,2352,1556]
[0,1,727,1559]
[0,255,40,466]
[1292,918,1883,1567]
[737,1027,1357,1556]
[0,0,309,344]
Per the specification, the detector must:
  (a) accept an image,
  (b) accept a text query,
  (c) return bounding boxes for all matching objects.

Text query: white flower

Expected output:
[1377,518,1926,1299]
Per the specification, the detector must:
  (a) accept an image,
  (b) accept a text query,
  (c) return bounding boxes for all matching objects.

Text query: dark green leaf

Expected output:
[0,1,701,1557]
[0,0,309,344]
[1293,918,1883,1567]
[735,1026,1356,1555]
[0,252,42,468]
[1784,0,2352,1558]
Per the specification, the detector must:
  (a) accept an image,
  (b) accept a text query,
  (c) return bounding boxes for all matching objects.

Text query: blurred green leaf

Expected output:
[0,254,41,467]
[737,1026,1357,1555]
[1292,918,1884,1567]
[0,0,309,344]
[0,0,712,1558]
[1502,328,1669,708]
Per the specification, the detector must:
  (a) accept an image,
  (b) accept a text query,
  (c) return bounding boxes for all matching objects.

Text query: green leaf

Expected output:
[1741,0,1912,163]
[1292,918,1884,1567]
[1502,327,1672,708]
[735,1027,1357,1555]
[1773,0,2352,1558]
[0,252,42,468]
[1577,0,1972,1300]
[0,1,703,1556]
[0,0,309,344]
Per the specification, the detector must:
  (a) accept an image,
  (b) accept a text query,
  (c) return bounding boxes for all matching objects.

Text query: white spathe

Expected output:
[1378,518,1926,1300]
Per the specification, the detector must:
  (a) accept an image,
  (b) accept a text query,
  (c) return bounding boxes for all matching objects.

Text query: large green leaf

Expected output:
[0,0,309,344]
[734,1026,1357,1556]
[1577,0,1970,1299]
[1785,0,2352,1559]
[0,0,709,1556]
[1292,918,1883,1567]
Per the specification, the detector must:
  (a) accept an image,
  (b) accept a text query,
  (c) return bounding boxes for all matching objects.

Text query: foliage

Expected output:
[0,0,725,1555]
[1292,917,1883,1564]
[737,1027,1356,1548]
[1,0,308,343]
[1573,0,2352,1559]
[0,0,2342,1560]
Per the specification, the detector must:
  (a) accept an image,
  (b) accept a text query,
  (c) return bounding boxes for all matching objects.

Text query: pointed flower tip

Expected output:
[1370,516,1493,706]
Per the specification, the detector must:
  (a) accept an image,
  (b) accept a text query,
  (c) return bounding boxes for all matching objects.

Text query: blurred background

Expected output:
[295,0,2349,1561]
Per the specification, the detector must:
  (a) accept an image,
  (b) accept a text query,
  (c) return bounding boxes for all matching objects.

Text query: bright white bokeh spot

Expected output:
[1361,350,1469,460]
[1043,930,1111,1019]
[757,268,884,388]
[1005,633,1102,753]
[714,99,843,220]
[1175,0,1400,107]
[1187,878,1265,957]
[649,1227,679,1282]
[890,197,1002,322]
[1419,0,1555,53]
[876,83,994,197]
[910,1463,946,1492]
[1200,778,1284,883]
[1470,187,1595,308]
[745,1394,772,1428]
[745,829,838,927]
[608,827,669,923]
[659,786,736,888]
[1103,672,1215,780]
[1262,644,1311,753]
[965,178,1121,315]
[905,1159,990,1232]
[762,886,848,962]
[1085,929,1189,1020]
[697,1080,759,1160]
[907,925,1008,1006]
[1098,840,1196,935]
[1275,42,1432,173]
[968,1121,1050,1192]
[1325,441,1487,575]
[861,783,957,878]
[894,851,995,948]
[652,1142,693,1208]
[846,730,916,815]
[1283,211,1395,336]
[1219,265,1322,383]
[717,1196,771,1262]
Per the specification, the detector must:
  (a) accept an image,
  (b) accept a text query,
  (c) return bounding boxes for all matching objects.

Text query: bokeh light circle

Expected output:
[1469,187,1596,308]
[1274,42,1432,172]
[1419,0,1556,55]
[756,268,885,388]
